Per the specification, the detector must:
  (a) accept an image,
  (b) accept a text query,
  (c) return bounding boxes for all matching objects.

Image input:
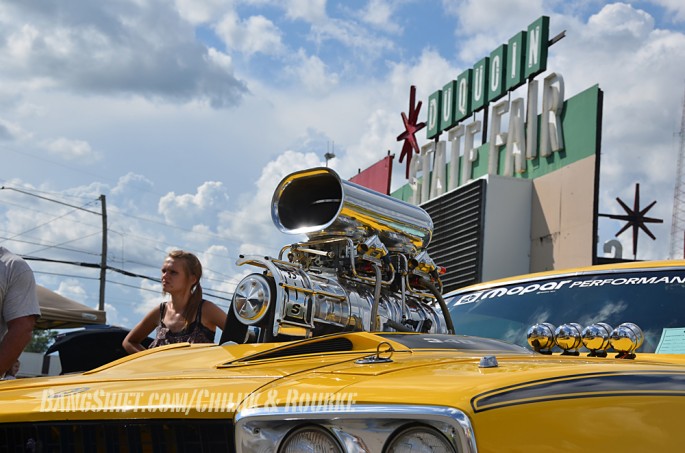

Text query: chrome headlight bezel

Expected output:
[234,404,476,453]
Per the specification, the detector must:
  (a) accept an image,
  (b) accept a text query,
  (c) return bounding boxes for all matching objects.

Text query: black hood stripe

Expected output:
[471,371,685,412]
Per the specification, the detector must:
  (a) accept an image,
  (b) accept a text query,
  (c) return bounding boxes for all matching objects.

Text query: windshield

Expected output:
[445,268,685,353]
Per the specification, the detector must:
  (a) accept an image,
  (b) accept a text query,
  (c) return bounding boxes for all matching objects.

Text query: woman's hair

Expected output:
[166,250,203,327]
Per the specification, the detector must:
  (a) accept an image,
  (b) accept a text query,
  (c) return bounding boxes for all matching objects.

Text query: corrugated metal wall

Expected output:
[423,179,486,293]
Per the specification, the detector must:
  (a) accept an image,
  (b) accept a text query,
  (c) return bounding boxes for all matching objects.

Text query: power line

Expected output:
[26,256,234,303]
[0,206,87,246]
[33,270,100,280]
[26,231,102,256]
[2,183,243,315]
[1,184,244,263]
[0,186,100,215]
[0,235,100,257]
[23,255,150,279]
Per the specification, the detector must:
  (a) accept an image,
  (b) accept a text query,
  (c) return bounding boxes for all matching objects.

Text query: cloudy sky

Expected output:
[1,0,685,330]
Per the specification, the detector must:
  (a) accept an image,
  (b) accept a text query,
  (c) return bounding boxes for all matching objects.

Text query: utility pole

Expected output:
[99,194,107,311]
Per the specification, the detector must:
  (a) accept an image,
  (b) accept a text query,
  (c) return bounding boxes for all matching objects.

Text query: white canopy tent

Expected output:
[35,285,106,329]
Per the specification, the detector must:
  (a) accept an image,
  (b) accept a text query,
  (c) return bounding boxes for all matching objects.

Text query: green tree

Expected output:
[25,330,58,353]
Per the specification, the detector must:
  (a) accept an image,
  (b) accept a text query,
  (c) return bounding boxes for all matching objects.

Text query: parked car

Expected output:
[1,169,683,452]
[445,259,685,355]
[46,325,153,374]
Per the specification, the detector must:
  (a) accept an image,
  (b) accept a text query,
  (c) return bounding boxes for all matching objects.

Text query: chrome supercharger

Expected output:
[221,167,454,344]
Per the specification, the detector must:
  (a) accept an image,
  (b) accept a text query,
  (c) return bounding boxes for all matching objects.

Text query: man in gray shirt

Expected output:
[0,247,41,376]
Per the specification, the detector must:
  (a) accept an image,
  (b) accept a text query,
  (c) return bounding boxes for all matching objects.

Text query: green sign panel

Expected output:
[393,85,603,202]
[525,16,549,79]
[472,57,489,111]
[488,44,507,103]
[440,81,457,131]
[506,31,527,91]
[426,16,550,140]
[455,69,472,124]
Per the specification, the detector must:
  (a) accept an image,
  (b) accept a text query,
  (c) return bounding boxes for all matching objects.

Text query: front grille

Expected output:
[0,419,234,453]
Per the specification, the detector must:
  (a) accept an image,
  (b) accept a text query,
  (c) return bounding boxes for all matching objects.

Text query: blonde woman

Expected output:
[123,250,226,353]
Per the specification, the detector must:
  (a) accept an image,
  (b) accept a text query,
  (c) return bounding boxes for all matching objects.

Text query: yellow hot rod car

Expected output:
[1,167,684,452]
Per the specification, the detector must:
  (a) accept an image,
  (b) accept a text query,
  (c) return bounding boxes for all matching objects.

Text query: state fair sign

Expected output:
[394,16,600,206]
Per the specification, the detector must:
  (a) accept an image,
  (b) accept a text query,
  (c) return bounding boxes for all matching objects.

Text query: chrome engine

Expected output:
[221,167,454,344]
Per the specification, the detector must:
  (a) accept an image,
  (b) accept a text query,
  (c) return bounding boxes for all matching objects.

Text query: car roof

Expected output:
[444,259,685,297]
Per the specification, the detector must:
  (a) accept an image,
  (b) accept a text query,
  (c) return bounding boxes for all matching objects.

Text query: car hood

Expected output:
[2,332,684,423]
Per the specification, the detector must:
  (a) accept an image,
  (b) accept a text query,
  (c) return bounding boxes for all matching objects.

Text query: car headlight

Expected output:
[280,425,344,453]
[385,425,456,453]
[235,404,476,453]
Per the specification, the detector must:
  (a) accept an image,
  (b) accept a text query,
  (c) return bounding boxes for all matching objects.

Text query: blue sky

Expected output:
[1,0,685,331]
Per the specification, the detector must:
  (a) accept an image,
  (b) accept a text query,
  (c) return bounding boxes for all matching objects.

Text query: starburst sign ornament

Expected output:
[599,183,663,259]
[396,85,426,179]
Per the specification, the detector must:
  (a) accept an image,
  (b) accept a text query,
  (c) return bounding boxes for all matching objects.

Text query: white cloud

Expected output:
[309,17,396,59]
[0,118,31,141]
[137,279,164,315]
[40,137,101,162]
[103,302,125,327]
[55,279,89,305]
[111,173,155,197]
[198,244,238,304]
[215,11,285,56]
[284,0,327,23]
[158,181,230,227]
[0,0,248,108]
[206,47,234,71]
[217,149,321,256]
[6,24,40,59]
[586,2,654,47]
[174,0,229,25]
[285,49,339,94]
[15,102,47,118]
[387,48,458,100]
[446,0,545,36]
[359,0,402,34]
[650,0,685,22]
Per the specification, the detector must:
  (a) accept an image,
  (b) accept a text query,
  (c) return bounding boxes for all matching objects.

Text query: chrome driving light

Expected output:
[279,425,343,453]
[527,323,556,354]
[610,322,645,359]
[232,274,272,325]
[554,323,583,355]
[581,322,613,357]
[385,425,456,453]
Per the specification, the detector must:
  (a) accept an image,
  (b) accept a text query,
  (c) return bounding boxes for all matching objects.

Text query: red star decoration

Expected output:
[599,183,663,259]
[396,85,426,179]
